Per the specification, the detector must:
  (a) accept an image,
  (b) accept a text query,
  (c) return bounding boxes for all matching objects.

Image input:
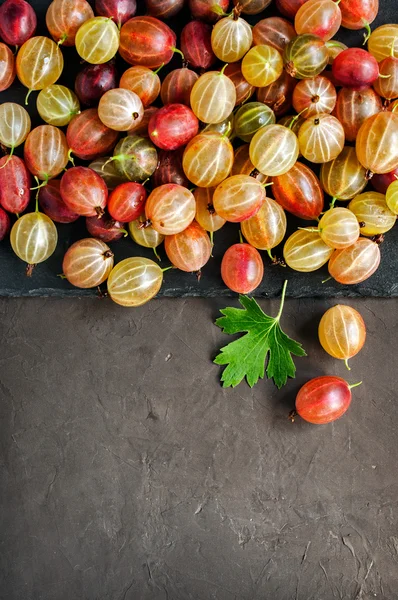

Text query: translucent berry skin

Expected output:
[368,24,398,62]
[328,238,381,285]
[284,34,329,80]
[221,244,264,294]
[183,132,234,188]
[211,16,253,63]
[319,305,366,363]
[213,175,266,223]
[373,57,398,100]
[37,85,80,127]
[145,184,196,235]
[253,17,296,53]
[320,147,367,201]
[339,0,378,30]
[272,162,324,220]
[319,208,360,249]
[46,0,94,46]
[89,157,128,190]
[153,149,190,188]
[128,215,164,250]
[111,136,158,182]
[108,182,147,223]
[0,156,31,214]
[242,44,284,88]
[180,21,216,70]
[356,112,398,175]
[75,62,118,107]
[190,71,237,125]
[128,107,158,138]
[16,36,63,94]
[326,40,347,64]
[250,124,299,177]
[335,88,383,143]
[95,0,136,26]
[189,0,230,23]
[224,62,255,106]
[24,125,68,181]
[165,221,212,272]
[256,71,296,116]
[60,167,108,217]
[75,17,120,65]
[372,168,398,195]
[98,88,144,132]
[194,188,226,233]
[296,376,352,425]
[386,180,398,214]
[239,0,272,14]
[231,144,268,183]
[120,66,160,108]
[0,0,37,47]
[0,43,16,92]
[235,102,276,143]
[284,230,333,272]
[146,0,184,18]
[160,68,198,107]
[107,257,163,307]
[86,215,126,243]
[67,109,119,161]
[332,49,379,89]
[298,114,345,164]
[38,179,79,224]
[241,198,287,251]
[0,103,30,149]
[11,212,58,270]
[292,75,336,117]
[63,238,114,288]
[0,208,11,241]
[295,0,342,41]
[119,16,176,68]
[348,192,396,236]
[148,104,199,151]
[276,0,307,19]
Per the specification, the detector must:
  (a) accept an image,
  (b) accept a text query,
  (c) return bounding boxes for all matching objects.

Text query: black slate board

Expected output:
[0,0,397,298]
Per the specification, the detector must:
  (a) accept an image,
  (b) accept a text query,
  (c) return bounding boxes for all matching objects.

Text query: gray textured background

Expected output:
[1,296,397,600]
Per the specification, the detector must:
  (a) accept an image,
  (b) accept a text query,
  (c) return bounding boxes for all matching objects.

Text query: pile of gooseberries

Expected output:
[0,0,397,418]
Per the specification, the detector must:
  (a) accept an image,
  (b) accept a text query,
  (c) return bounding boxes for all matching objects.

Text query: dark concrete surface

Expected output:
[1,296,397,600]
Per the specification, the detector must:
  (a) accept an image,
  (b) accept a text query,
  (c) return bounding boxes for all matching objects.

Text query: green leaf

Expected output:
[214,281,306,389]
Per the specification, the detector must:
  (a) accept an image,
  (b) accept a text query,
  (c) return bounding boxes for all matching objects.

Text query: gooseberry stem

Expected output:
[67,148,75,166]
[267,249,275,262]
[344,358,351,371]
[162,266,174,273]
[24,89,33,105]
[219,63,229,76]
[288,107,308,129]
[322,276,332,284]
[153,63,164,75]
[171,47,185,61]
[58,33,68,46]
[210,230,214,249]
[349,381,363,390]
[298,227,320,232]
[120,228,128,237]
[362,20,371,44]
[0,146,14,169]
[275,280,288,321]
[239,230,244,244]
[153,247,161,261]
[329,197,337,209]
[30,175,49,190]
